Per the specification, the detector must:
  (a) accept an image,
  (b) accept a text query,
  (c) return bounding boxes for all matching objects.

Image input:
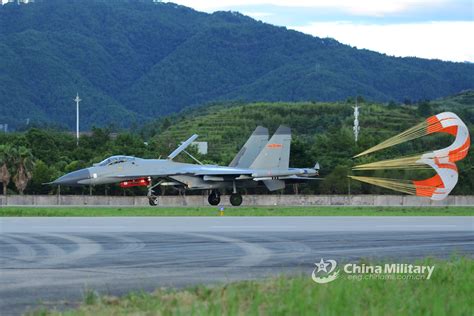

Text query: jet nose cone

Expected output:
[52,168,91,186]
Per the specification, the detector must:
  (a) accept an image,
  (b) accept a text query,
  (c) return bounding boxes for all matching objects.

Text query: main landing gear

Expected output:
[207,190,243,206]
[230,193,243,206]
[229,180,243,206]
[208,190,221,205]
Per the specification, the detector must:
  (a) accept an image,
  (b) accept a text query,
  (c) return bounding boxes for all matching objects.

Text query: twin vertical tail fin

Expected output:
[229,126,269,168]
[250,125,291,191]
[250,125,291,170]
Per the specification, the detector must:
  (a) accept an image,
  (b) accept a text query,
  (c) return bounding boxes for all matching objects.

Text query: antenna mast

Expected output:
[74,93,81,146]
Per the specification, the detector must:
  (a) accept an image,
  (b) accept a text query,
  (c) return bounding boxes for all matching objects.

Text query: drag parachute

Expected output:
[350,112,470,200]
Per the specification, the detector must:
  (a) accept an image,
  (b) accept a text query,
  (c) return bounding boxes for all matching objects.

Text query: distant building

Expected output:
[192,142,208,155]
[178,141,207,155]
[0,124,8,133]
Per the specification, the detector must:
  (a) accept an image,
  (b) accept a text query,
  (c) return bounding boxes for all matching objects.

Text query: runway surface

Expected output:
[1,216,473,315]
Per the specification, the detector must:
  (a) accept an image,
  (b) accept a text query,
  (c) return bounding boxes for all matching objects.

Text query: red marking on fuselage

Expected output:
[267,143,282,148]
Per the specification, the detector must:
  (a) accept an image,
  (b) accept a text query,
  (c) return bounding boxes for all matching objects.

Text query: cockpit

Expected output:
[95,156,136,167]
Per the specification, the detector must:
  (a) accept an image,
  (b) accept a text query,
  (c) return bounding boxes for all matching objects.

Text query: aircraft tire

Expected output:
[208,192,220,205]
[230,193,243,206]
[148,197,159,206]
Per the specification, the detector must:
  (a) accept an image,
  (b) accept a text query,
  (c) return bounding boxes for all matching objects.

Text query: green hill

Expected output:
[1,0,473,130]
[0,92,472,195]
[149,96,473,194]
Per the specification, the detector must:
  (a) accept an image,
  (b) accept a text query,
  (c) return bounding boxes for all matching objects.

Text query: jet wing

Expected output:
[113,168,252,179]
[193,168,253,176]
[278,175,323,180]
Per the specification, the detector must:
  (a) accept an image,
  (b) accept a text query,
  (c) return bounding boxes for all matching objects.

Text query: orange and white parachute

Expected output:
[351,112,470,200]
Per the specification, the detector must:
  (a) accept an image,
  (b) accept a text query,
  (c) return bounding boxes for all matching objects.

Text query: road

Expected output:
[1,216,473,315]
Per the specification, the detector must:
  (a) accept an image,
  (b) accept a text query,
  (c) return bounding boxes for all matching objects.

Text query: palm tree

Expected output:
[0,145,13,196]
[12,146,35,195]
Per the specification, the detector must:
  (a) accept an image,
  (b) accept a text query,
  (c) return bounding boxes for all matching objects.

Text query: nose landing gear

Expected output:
[147,179,162,207]
[148,196,159,206]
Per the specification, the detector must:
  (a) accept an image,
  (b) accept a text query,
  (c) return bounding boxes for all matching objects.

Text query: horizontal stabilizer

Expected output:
[263,179,286,191]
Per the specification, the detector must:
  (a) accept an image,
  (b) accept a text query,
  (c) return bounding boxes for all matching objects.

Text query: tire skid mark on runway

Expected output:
[309,241,474,255]
[279,231,474,245]
[1,228,474,316]
[185,233,272,267]
[0,235,37,264]
[88,234,146,254]
[4,234,68,267]
[227,232,313,260]
[0,234,104,268]
[37,234,102,266]
[95,233,245,269]
[106,234,146,254]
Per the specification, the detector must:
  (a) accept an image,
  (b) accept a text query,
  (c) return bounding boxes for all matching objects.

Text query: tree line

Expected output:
[0,99,472,196]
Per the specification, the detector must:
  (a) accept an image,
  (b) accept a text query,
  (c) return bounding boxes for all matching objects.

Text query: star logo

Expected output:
[312,258,339,284]
[315,258,330,273]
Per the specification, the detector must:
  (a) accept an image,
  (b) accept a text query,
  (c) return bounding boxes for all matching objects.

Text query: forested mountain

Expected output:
[1,0,473,130]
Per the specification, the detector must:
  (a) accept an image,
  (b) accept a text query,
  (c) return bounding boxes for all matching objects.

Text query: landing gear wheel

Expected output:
[230,193,243,206]
[148,196,159,206]
[208,190,221,206]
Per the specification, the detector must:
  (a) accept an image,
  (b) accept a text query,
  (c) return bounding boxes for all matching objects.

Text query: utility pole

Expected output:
[74,93,81,146]
[349,100,359,200]
[353,100,360,143]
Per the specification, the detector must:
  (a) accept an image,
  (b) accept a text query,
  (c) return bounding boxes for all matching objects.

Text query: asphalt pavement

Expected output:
[1,216,473,315]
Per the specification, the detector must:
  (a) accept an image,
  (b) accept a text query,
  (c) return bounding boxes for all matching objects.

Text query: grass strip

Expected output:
[1,206,473,217]
[29,257,474,316]
[0,206,473,217]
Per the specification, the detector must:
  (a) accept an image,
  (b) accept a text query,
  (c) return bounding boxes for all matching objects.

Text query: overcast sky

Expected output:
[168,0,473,62]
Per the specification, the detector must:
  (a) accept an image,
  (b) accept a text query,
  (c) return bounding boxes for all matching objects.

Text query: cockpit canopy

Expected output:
[95,155,136,167]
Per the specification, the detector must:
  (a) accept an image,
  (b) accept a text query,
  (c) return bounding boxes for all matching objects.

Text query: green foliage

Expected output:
[0,144,13,195]
[0,144,35,194]
[29,160,56,194]
[417,100,433,116]
[0,127,159,194]
[29,257,474,316]
[0,92,473,195]
[82,289,100,306]
[1,0,473,129]
[10,146,35,194]
[149,95,473,195]
[320,165,350,194]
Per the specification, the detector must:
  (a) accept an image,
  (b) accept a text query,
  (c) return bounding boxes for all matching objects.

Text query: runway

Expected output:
[1,216,473,315]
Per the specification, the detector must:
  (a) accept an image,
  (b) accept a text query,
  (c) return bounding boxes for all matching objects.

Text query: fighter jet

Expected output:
[51,125,320,206]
